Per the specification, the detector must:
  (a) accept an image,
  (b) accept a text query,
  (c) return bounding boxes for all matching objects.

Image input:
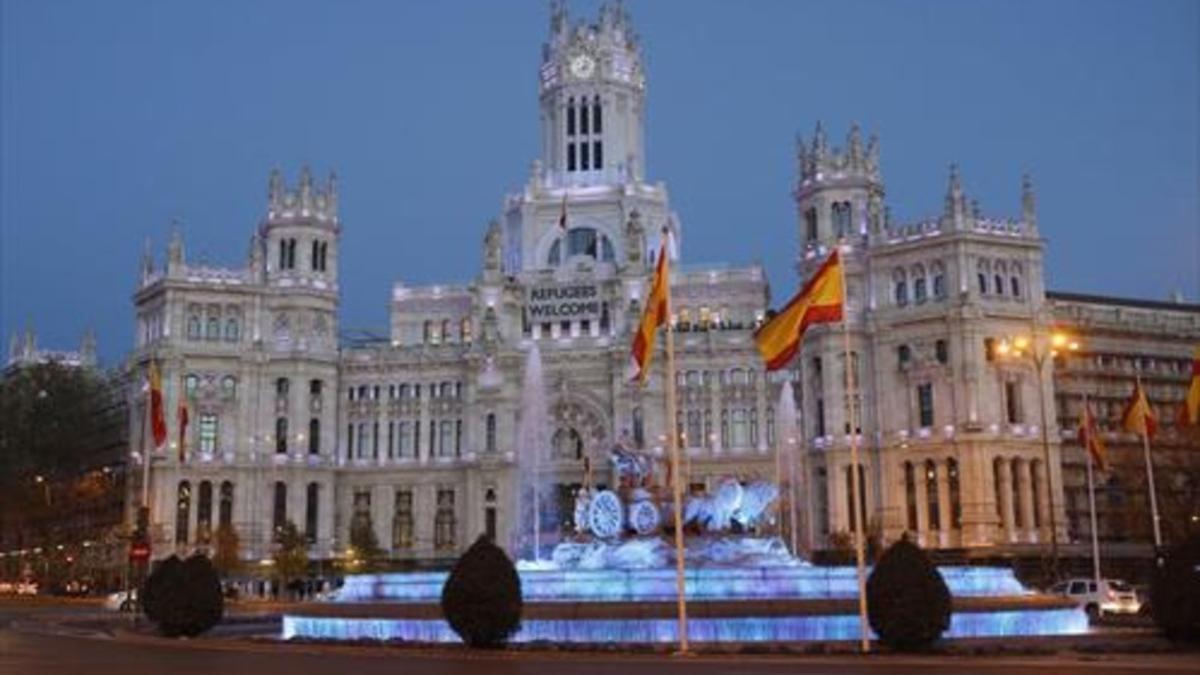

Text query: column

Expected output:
[1017,459,1035,544]
[937,460,952,548]
[418,390,430,464]
[913,460,929,548]
[998,458,1016,542]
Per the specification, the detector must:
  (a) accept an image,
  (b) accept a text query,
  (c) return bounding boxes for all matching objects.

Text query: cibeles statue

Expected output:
[483,219,502,273]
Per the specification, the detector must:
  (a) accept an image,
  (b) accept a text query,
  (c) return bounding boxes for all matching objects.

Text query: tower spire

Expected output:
[1022,172,1038,234]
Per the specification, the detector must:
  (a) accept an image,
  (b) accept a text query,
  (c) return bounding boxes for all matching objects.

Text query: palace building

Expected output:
[129,3,1199,568]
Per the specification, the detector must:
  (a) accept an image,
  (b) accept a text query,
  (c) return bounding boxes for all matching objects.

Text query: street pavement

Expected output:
[1,600,1196,674]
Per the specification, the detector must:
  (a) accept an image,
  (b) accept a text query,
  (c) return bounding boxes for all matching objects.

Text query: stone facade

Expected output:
[129,3,1199,567]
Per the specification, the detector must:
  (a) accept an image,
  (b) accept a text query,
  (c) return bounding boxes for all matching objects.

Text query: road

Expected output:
[0,601,1194,675]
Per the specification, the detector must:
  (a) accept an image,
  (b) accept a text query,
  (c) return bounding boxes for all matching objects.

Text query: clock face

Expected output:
[569,53,596,79]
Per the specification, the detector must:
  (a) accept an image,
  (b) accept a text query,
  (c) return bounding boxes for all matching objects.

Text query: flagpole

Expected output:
[1084,392,1102,590]
[1135,373,1163,549]
[662,236,689,655]
[837,250,870,653]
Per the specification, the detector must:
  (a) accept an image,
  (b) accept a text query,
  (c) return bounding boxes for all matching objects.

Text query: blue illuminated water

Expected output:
[332,563,1029,604]
[283,561,1088,644]
[283,607,1088,643]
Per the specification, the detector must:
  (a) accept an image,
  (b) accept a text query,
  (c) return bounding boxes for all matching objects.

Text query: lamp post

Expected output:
[997,329,1079,582]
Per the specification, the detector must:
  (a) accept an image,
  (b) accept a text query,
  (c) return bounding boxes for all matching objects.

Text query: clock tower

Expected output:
[539,1,646,187]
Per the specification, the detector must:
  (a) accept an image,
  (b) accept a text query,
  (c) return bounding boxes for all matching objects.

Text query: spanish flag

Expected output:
[148,361,168,449]
[1122,381,1158,442]
[1078,402,1107,471]
[1180,344,1200,427]
[630,236,670,382]
[754,250,845,371]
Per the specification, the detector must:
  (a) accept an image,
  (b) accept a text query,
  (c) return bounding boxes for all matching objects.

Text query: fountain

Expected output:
[513,344,554,563]
[282,363,1088,645]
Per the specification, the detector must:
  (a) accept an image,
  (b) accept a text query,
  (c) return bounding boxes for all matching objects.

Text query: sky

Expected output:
[2,0,1197,366]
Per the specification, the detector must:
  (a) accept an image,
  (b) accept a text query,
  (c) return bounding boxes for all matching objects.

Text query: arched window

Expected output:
[1010,262,1023,299]
[272,481,287,540]
[224,318,239,342]
[898,344,911,368]
[434,489,456,550]
[893,268,908,306]
[931,261,947,299]
[460,317,472,343]
[977,259,990,294]
[994,261,1007,296]
[592,96,602,135]
[275,417,288,454]
[206,317,220,340]
[308,418,320,454]
[197,480,213,544]
[947,458,962,529]
[904,462,918,531]
[731,409,749,447]
[305,482,319,544]
[925,460,940,531]
[686,410,702,448]
[219,481,234,528]
[176,481,192,545]
[185,374,199,395]
[441,319,452,343]
[423,320,435,344]
[485,413,497,453]
[831,202,852,238]
[393,489,414,550]
[912,264,927,303]
[187,315,202,339]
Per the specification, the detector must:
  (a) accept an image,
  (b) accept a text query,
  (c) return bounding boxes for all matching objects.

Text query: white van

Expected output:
[1049,578,1141,618]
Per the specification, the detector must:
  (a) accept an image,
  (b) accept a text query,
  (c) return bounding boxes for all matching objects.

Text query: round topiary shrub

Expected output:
[141,553,224,637]
[1151,532,1200,643]
[866,536,951,651]
[441,535,522,647]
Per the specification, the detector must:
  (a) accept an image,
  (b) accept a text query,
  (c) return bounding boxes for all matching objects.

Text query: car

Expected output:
[1049,577,1141,619]
[103,589,138,612]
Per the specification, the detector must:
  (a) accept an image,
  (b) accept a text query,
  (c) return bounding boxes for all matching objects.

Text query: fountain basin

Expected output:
[284,564,1088,644]
[283,595,1087,643]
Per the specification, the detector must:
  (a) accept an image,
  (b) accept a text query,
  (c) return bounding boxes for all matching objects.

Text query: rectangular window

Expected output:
[393,490,414,550]
[580,141,590,171]
[579,104,588,135]
[567,143,576,171]
[398,422,410,457]
[346,423,354,458]
[1005,381,1021,424]
[486,414,497,453]
[566,104,575,136]
[199,414,218,453]
[593,141,602,170]
[815,398,826,437]
[387,422,395,458]
[918,383,934,427]
[592,100,602,133]
[434,489,456,550]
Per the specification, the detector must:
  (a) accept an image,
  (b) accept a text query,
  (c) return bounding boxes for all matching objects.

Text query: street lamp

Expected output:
[997,328,1080,581]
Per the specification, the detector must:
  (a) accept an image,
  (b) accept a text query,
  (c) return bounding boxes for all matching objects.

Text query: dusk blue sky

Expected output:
[2,0,1197,365]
